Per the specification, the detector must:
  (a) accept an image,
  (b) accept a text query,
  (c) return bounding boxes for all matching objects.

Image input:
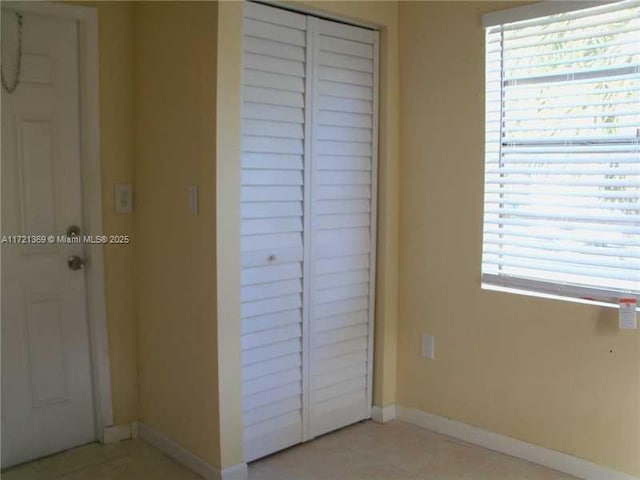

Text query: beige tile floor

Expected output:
[0,440,201,480]
[248,421,579,480]
[1,420,580,480]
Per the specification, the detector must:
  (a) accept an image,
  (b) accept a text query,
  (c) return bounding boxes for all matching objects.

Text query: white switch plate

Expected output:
[421,334,435,359]
[188,185,199,215]
[114,184,133,214]
[619,299,638,330]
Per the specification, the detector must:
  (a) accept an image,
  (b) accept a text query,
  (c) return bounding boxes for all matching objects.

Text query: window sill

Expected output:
[481,283,638,311]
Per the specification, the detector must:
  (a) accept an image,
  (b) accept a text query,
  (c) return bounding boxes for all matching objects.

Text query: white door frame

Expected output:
[2,1,114,439]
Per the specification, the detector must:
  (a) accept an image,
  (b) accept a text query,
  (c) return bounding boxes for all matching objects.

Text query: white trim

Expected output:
[301,13,315,443]
[103,424,134,444]
[482,274,639,307]
[257,0,380,30]
[221,463,250,480]
[482,283,640,312]
[137,423,249,480]
[371,404,396,424]
[397,407,639,480]
[2,1,114,436]
[366,29,380,421]
[482,1,614,27]
[77,3,115,439]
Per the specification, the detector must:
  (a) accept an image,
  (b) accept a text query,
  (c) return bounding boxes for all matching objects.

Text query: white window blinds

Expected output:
[483,0,640,304]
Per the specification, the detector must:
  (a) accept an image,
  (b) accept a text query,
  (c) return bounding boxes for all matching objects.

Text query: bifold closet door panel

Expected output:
[240,2,307,462]
[241,1,379,460]
[308,18,378,438]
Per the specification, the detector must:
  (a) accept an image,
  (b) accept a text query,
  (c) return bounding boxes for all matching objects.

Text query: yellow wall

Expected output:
[215,0,244,468]
[78,1,137,426]
[397,2,640,477]
[134,1,221,466]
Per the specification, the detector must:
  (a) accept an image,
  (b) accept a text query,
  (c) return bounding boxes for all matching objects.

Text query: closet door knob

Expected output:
[67,255,85,271]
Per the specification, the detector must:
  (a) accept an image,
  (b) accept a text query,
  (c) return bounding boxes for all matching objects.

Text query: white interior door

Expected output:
[240,1,378,462]
[1,9,96,468]
[307,18,378,438]
[240,2,307,462]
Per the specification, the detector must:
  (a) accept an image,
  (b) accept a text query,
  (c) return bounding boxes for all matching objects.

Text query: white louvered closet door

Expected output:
[241,1,378,461]
[307,18,378,438]
[241,2,307,462]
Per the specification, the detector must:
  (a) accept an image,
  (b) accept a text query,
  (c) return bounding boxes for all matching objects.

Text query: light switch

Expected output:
[114,184,133,214]
[188,185,199,215]
[421,334,435,359]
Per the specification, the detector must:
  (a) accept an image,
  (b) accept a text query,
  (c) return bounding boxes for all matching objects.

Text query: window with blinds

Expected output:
[482,0,640,304]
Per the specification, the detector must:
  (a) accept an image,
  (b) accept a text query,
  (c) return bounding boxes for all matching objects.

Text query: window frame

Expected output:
[481,0,640,307]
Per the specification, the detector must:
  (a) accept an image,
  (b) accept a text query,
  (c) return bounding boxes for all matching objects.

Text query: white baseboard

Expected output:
[397,407,638,480]
[102,423,134,444]
[371,404,396,423]
[137,422,248,480]
[221,463,250,480]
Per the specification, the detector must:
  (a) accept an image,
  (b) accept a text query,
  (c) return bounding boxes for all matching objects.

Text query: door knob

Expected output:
[66,225,81,237]
[67,255,85,271]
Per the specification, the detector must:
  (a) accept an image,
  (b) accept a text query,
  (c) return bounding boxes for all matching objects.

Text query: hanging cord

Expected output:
[1,12,24,94]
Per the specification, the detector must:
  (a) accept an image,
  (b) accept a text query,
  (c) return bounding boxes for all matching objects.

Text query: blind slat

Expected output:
[483,246,640,270]
[484,198,640,211]
[483,217,640,235]
[484,224,640,246]
[484,238,640,259]
[482,254,638,282]
[484,177,639,187]
[503,110,640,122]
[486,167,640,175]
[484,188,639,200]
[484,208,640,225]
[485,158,639,166]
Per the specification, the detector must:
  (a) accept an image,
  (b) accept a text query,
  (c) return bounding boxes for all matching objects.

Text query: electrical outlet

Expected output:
[421,334,435,359]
